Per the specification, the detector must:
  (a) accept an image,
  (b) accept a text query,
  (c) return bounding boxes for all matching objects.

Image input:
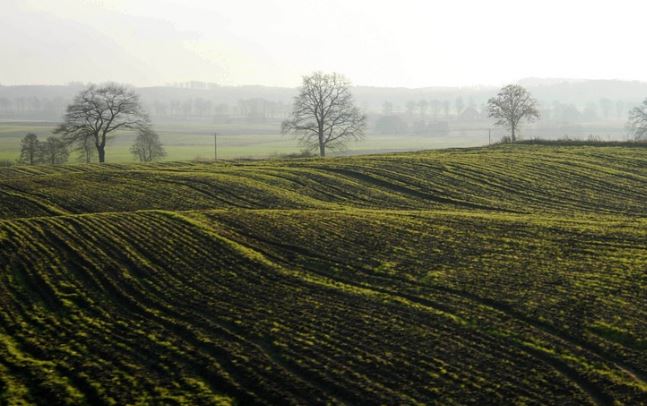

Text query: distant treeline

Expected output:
[0,93,292,122]
[0,79,645,124]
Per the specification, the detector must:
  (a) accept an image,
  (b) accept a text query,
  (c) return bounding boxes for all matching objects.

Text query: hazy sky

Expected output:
[2,0,647,87]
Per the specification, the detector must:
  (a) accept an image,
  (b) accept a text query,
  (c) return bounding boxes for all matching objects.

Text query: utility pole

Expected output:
[214,132,218,161]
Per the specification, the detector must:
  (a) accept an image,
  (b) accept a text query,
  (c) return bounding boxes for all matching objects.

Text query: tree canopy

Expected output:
[487,85,540,141]
[41,137,69,164]
[627,99,647,140]
[19,133,40,165]
[130,128,166,162]
[281,72,366,157]
[19,133,69,165]
[55,84,149,163]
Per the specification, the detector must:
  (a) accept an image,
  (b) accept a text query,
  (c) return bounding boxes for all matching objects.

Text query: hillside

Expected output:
[1,145,646,405]
[2,145,646,218]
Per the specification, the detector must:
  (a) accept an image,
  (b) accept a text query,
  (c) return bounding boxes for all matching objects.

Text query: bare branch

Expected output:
[55,83,149,162]
[282,72,366,157]
[487,85,540,141]
[627,99,647,141]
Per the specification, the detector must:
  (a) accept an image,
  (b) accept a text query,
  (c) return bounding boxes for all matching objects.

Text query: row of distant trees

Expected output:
[19,128,165,165]
[19,134,69,165]
[0,95,631,123]
[393,98,628,121]
[0,95,291,122]
[149,98,291,121]
[0,97,65,116]
[16,76,647,164]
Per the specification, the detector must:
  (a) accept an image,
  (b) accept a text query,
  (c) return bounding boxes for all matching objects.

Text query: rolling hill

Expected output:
[1,144,646,405]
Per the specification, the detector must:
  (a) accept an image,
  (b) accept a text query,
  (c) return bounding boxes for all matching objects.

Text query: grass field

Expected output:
[0,120,490,162]
[0,144,646,404]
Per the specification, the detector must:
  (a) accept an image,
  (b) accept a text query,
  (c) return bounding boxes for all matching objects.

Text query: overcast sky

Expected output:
[2,0,646,88]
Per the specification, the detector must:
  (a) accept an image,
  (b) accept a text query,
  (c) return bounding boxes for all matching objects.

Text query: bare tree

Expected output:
[487,85,540,141]
[55,84,149,163]
[615,100,625,119]
[382,101,394,116]
[19,133,40,165]
[430,99,441,120]
[454,96,465,116]
[281,72,366,157]
[40,136,69,164]
[627,99,647,140]
[417,100,428,117]
[583,102,599,121]
[442,100,450,119]
[405,101,416,117]
[130,128,166,162]
[599,98,613,120]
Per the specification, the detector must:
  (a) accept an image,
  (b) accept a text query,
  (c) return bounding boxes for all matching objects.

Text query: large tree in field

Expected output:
[281,72,366,157]
[627,99,647,140]
[55,84,149,163]
[487,85,540,141]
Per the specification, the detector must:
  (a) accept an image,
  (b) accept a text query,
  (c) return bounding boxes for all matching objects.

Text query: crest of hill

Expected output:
[1,144,645,219]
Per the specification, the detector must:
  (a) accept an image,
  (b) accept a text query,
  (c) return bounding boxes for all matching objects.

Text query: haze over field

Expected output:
[3,0,647,163]
[2,0,647,88]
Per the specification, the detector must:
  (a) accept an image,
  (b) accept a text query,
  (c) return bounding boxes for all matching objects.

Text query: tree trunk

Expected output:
[98,146,106,163]
[318,125,326,157]
[511,124,516,142]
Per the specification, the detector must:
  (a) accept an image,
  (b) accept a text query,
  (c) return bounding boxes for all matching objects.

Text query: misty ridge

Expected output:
[1,78,646,140]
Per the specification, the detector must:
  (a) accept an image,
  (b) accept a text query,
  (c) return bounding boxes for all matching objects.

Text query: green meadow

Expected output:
[0,120,490,162]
